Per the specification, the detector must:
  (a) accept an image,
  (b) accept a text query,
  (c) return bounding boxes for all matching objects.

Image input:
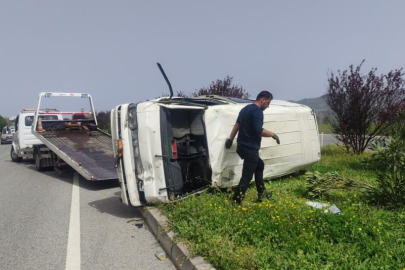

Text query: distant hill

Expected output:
[289,94,330,123]
[289,94,329,111]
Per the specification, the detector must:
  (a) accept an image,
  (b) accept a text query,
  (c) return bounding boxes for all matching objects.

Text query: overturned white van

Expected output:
[111,96,321,207]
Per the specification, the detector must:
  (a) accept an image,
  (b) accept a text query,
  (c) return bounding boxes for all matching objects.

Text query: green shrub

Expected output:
[365,136,405,209]
[305,171,374,199]
[385,109,405,138]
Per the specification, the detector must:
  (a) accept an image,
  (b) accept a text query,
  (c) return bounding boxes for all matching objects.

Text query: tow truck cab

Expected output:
[11,109,62,162]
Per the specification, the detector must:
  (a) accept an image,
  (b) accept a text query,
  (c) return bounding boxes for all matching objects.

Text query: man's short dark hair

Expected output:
[256,91,273,101]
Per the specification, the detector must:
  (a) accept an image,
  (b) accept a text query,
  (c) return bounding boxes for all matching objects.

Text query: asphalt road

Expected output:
[319,133,340,146]
[0,144,175,270]
[319,133,388,148]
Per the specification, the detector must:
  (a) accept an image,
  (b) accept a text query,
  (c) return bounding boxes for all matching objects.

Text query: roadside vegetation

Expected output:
[160,145,405,269]
[159,75,250,99]
[0,115,8,130]
[325,60,405,154]
[317,123,332,134]
[96,110,111,134]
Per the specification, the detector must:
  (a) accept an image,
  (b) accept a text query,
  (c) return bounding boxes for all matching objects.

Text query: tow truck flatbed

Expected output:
[31,92,117,181]
[40,129,116,180]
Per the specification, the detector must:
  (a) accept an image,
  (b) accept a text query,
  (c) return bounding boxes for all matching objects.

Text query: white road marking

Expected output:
[66,173,81,270]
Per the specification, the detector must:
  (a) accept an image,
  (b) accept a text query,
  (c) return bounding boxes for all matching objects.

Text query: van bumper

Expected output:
[1,137,13,144]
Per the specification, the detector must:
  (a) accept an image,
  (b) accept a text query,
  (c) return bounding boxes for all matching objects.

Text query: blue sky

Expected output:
[1,0,404,117]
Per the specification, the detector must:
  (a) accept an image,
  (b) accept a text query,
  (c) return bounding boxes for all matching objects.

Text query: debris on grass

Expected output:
[306,201,341,214]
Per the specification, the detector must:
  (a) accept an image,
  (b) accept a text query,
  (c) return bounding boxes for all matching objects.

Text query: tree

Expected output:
[96,111,111,133]
[0,115,8,131]
[156,91,188,99]
[192,75,250,99]
[326,60,405,154]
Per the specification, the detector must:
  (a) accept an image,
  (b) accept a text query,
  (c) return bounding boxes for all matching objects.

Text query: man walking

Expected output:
[225,91,280,205]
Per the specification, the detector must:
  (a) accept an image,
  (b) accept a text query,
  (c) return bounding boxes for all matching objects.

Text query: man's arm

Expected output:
[229,123,240,140]
[225,123,240,149]
[261,129,280,144]
[261,129,275,137]
[252,108,280,144]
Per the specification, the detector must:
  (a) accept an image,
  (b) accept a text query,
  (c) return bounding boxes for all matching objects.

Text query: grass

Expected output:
[318,123,332,134]
[316,123,397,136]
[159,145,405,269]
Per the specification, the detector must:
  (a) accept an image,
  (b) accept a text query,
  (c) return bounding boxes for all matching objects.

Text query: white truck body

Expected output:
[11,109,62,160]
[111,96,321,207]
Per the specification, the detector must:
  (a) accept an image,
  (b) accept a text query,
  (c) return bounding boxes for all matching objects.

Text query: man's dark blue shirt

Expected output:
[236,104,263,150]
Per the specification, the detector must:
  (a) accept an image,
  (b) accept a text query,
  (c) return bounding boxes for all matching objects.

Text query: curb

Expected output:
[139,207,216,270]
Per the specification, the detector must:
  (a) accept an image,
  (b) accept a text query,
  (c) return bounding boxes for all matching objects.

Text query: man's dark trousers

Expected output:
[232,144,265,204]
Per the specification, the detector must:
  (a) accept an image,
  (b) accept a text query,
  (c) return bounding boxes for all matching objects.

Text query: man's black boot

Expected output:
[257,190,272,202]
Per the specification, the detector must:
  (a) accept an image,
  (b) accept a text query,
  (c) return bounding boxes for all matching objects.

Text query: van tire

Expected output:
[34,149,44,171]
[11,146,23,162]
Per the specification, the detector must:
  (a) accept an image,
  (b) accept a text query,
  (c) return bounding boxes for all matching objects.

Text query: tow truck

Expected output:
[29,92,117,181]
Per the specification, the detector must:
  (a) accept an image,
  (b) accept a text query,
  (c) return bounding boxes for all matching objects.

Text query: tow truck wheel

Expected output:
[10,146,23,162]
[34,150,44,171]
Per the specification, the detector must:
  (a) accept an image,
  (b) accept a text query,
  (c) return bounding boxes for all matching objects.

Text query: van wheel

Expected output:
[34,150,44,171]
[11,146,23,162]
